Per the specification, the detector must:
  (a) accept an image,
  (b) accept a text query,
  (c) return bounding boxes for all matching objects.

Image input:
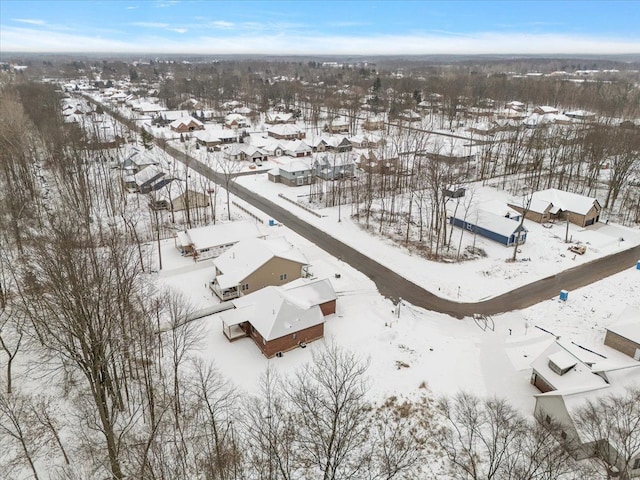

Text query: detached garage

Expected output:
[604,306,640,360]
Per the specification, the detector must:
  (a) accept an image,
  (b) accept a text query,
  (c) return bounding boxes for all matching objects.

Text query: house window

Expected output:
[297,176,304,186]
[279,273,287,281]
[466,223,473,231]
[241,283,249,291]
[633,458,640,470]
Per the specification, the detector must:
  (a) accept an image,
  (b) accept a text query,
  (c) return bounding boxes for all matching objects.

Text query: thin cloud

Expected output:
[211,20,235,29]
[130,22,170,28]
[155,0,179,7]
[169,28,188,34]
[126,6,139,10]
[2,26,639,55]
[12,18,46,25]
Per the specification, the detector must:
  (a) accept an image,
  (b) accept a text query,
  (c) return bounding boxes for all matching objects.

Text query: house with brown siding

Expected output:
[267,124,305,140]
[210,237,309,300]
[219,278,337,357]
[509,188,601,227]
[604,306,640,360]
[170,116,205,133]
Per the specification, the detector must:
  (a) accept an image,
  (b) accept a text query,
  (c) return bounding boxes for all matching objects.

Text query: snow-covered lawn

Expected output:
[155,209,640,414]
[233,172,640,302]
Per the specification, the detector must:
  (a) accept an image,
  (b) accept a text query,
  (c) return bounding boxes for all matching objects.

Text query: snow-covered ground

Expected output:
[231,170,640,302]
[154,205,640,415]
[87,95,640,413]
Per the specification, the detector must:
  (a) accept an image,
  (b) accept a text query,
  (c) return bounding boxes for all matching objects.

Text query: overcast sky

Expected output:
[2,0,639,55]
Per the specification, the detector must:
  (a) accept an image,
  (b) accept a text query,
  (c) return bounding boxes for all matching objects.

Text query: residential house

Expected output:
[509,188,601,227]
[127,165,172,194]
[115,147,158,175]
[268,158,314,186]
[219,278,337,357]
[284,139,312,157]
[223,144,268,163]
[193,129,239,148]
[325,118,350,134]
[265,112,296,124]
[156,110,190,125]
[313,154,356,181]
[397,109,422,122]
[322,136,352,153]
[496,108,527,120]
[358,151,398,175]
[152,181,210,212]
[506,100,525,111]
[449,208,527,247]
[423,140,477,164]
[170,116,205,133]
[224,113,249,129]
[604,306,640,360]
[530,340,607,394]
[533,105,559,115]
[210,237,310,300]
[362,116,384,131]
[531,340,640,475]
[267,124,305,140]
[175,220,266,261]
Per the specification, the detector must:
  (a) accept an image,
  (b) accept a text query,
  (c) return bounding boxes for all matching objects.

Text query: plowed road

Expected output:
[164,144,640,319]
[92,98,640,319]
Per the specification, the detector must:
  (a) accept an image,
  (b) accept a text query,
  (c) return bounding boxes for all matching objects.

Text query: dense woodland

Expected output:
[1,57,639,479]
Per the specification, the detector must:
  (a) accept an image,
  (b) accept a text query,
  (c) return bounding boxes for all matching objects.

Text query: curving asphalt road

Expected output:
[93,97,640,319]
[165,143,640,319]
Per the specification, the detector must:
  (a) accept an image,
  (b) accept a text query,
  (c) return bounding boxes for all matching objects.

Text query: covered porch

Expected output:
[221,317,249,342]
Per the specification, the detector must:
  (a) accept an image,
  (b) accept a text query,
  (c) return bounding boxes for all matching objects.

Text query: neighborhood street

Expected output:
[165,142,640,318]
[100,100,640,318]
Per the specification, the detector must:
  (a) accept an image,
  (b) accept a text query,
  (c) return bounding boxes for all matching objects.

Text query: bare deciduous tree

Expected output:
[286,342,371,480]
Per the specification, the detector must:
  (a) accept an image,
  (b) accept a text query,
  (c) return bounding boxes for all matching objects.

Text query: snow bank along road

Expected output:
[164,142,640,318]
[94,98,640,318]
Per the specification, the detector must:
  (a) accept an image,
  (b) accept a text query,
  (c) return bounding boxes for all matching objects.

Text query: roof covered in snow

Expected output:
[533,188,600,216]
[213,237,309,289]
[606,306,640,343]
[219,278,336,340]
[179,220,266,251]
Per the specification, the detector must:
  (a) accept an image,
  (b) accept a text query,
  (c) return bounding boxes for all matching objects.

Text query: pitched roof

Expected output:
[179,220,265,251]
[268,124,304,136]
[531,340,608,392]
[533,188,600,216]
[606,306,640,343]
[220,287,324,341]
[213,237,308,289]
[170,116,204,129]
